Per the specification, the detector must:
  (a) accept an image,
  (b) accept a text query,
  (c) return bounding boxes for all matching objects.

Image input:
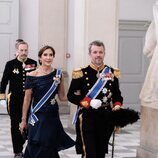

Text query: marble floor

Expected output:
[0,114,140,158]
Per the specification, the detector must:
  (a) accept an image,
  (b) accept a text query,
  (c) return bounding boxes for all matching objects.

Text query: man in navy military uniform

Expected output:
[0,41,37,158]
[67,40,123,158]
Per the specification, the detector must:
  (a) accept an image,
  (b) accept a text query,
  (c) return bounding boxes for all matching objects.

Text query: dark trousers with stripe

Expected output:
[8,93,25,154]
[76,108,114,158]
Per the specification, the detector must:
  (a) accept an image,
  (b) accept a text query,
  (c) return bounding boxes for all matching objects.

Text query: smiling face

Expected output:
[89,45,105,67]
[39,48,54,66]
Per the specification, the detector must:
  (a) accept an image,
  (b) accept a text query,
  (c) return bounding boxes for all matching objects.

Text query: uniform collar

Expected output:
[90,63,105,71]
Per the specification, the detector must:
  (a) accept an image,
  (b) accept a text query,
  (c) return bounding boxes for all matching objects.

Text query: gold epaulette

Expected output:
[72,68,83,79]
[0,94,6,100]
[114,68,121,78]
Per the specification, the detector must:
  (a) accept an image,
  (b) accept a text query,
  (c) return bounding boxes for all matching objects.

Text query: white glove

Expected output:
[0,100,7,107]
[90,99,102,109]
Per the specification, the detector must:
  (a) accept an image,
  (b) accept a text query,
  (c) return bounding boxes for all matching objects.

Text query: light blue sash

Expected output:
[86,66,111,99]
[72,66,111,124]
[29,69,62,126]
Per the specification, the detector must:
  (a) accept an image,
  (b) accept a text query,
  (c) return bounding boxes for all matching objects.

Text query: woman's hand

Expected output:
[19,120,27,134]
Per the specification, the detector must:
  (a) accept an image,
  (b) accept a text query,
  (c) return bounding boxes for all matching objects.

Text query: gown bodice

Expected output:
[25,70,59,112]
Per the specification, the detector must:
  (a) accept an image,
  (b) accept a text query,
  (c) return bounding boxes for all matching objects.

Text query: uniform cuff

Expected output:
[113,102,122,107]
[80,97,91,109]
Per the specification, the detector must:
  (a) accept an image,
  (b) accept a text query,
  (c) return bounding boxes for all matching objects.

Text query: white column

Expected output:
[67,0,86,75]
[85,0,119,67]
[19,0,39,61]
[67,0,86,128]
[39,0,68,69]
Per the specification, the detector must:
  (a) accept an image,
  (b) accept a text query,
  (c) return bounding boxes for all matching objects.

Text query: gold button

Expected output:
[86,77,89,80]
[87,83,90,86]
[85,72,87,74]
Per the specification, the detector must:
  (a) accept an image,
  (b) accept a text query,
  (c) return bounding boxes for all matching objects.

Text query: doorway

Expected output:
[118,20,150,111]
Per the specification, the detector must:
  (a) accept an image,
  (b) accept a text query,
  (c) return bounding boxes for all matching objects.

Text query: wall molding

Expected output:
[119,20,151,31]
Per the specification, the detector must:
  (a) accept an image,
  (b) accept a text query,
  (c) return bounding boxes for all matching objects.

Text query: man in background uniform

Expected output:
[15,39,24,57]
[0,41,37,158]
[67,40,123,158]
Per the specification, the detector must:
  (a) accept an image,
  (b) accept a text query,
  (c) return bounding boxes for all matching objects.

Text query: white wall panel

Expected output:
[0,0,19,78]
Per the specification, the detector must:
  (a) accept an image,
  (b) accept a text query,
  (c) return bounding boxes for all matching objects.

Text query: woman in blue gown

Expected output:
[19,45,75,158]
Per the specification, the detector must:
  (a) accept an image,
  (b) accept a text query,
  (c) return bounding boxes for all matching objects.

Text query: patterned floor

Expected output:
[0,114,140,158]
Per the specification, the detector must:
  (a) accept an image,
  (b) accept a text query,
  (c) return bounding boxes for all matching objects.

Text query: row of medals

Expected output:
[96,71,113,103]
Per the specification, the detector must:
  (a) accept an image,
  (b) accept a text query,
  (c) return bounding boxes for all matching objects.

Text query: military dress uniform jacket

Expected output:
[67,64,123,157]
[67,64,123,109]
[0,58,37,154]
[0,58,37,97]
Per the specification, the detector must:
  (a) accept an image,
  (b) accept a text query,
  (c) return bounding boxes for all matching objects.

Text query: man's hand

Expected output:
[112,105,121,111]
